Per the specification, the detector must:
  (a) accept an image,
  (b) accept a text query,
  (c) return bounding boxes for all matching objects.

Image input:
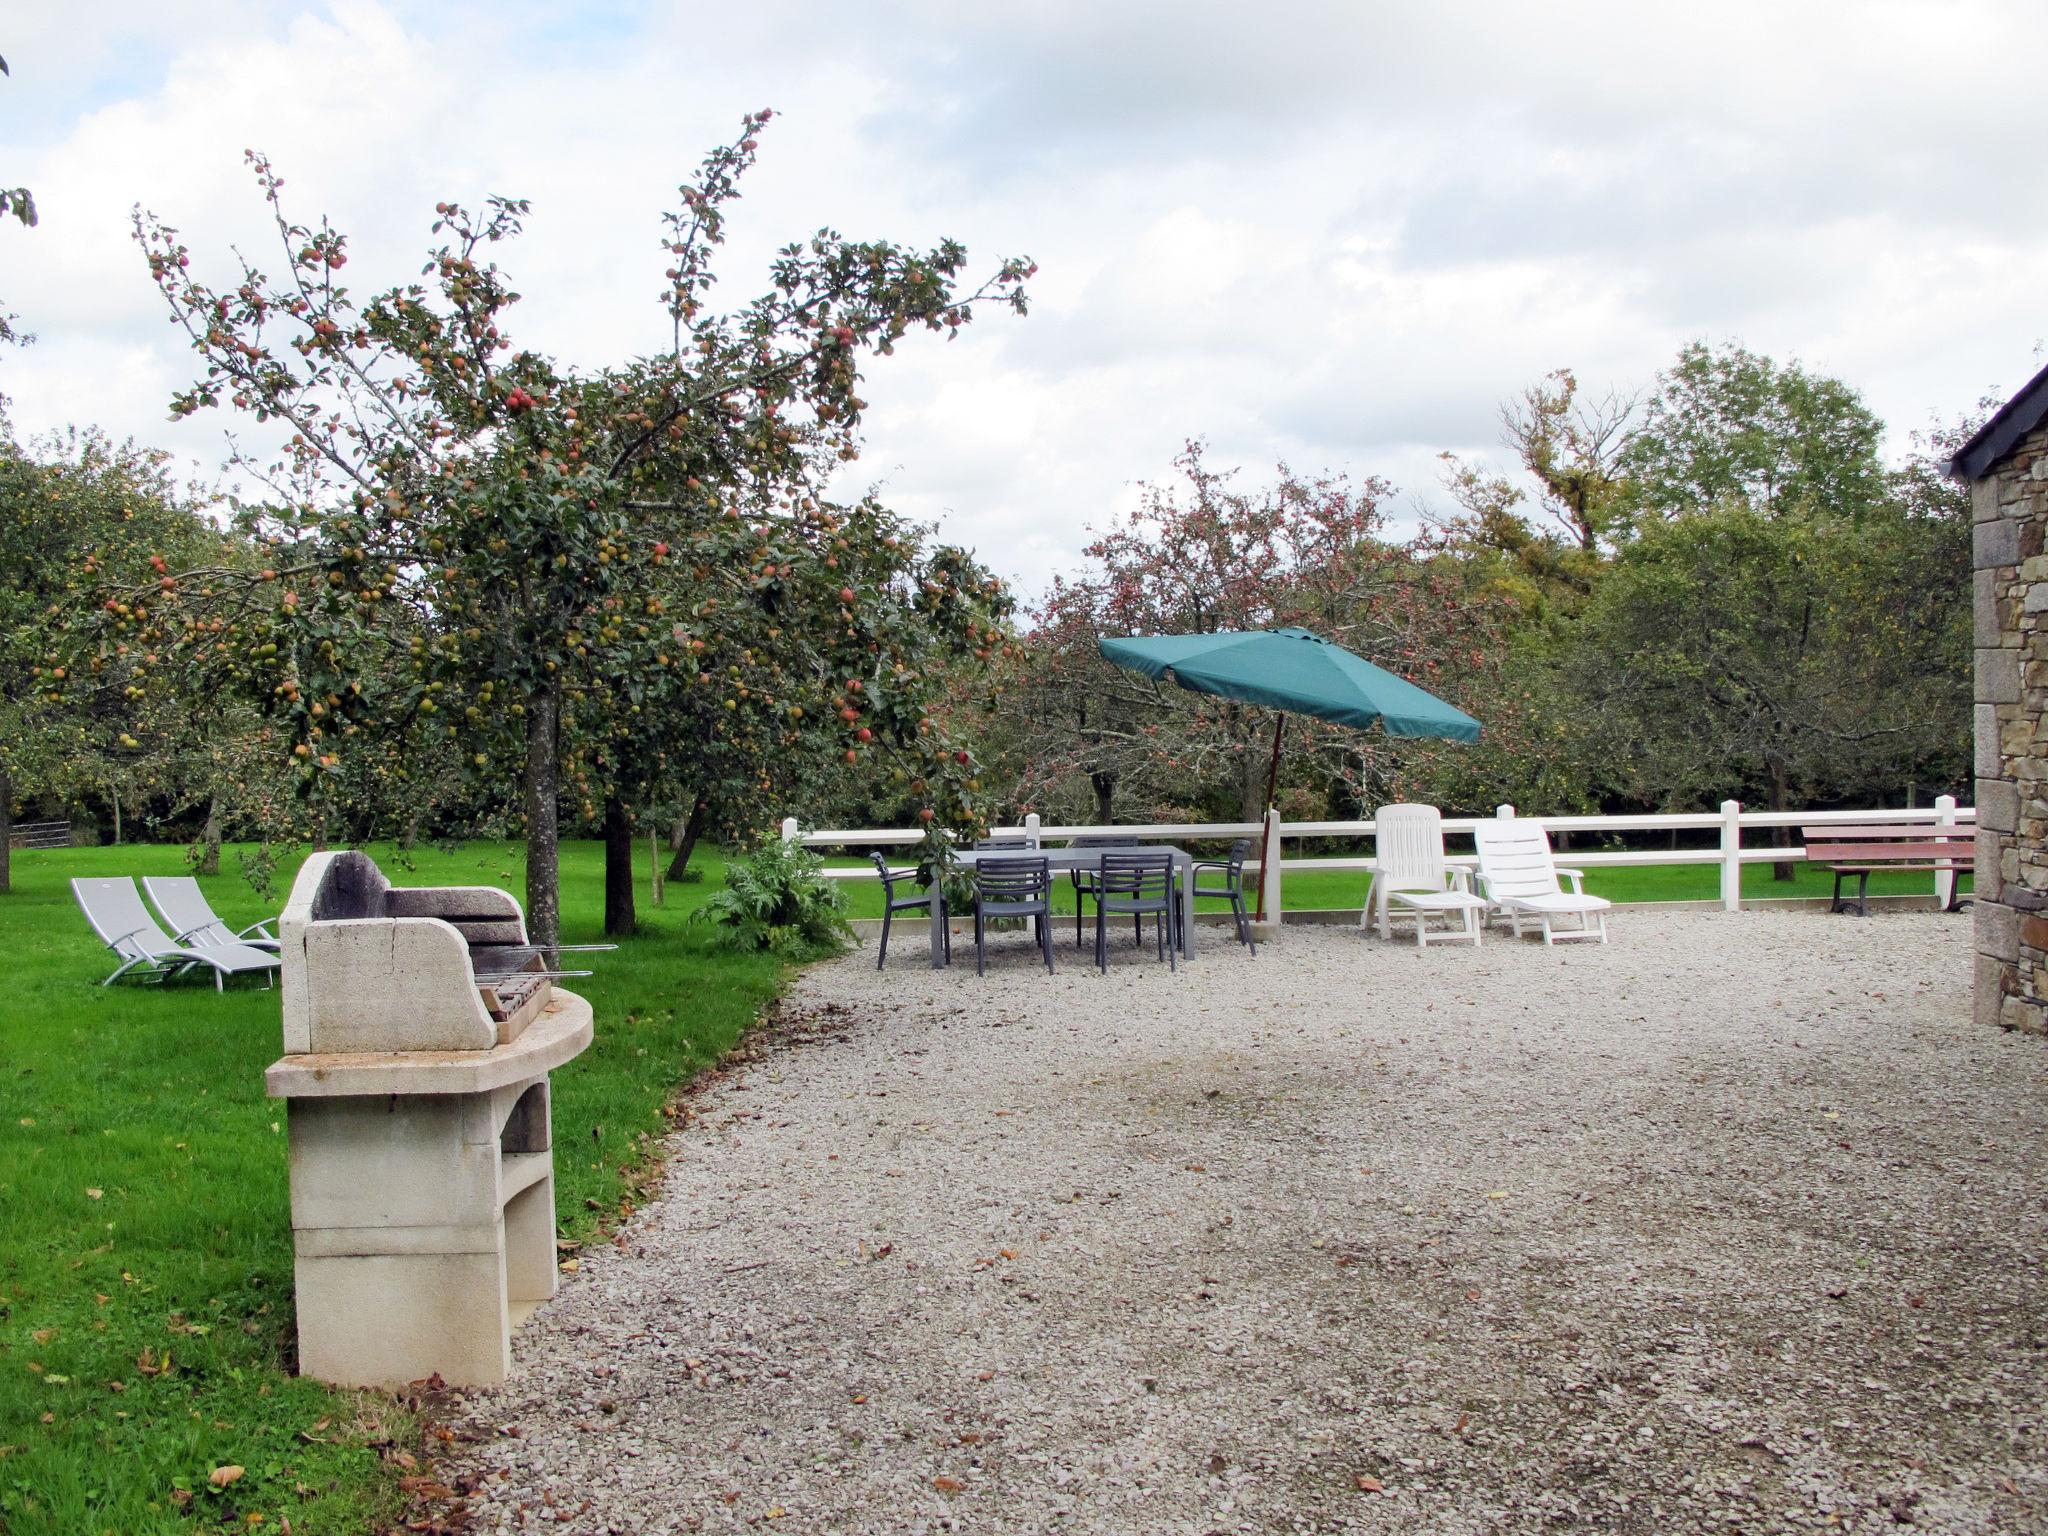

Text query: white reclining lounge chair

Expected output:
[1473,819,1611,944]
[143,875,282,954]
[1365,803,1488,947]
[73,877,281,990]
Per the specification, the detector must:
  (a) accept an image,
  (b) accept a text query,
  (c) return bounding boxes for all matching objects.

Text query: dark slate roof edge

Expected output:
[1949,358,2048,480]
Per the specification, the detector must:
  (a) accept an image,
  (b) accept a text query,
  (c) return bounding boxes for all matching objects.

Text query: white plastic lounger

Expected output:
[1365,803,1488,947]
[142,876,281,954]
[1473,820,1611,945]
[72,877,281,990]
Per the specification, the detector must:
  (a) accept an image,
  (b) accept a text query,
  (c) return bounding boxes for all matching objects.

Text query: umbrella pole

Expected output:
[1255,713,1285,923]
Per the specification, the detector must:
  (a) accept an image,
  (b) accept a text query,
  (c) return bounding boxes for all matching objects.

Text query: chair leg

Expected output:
[975,909,987,977]
[1095,904,1107,974]
[877,907,890,970]
[1041,908,1055,974]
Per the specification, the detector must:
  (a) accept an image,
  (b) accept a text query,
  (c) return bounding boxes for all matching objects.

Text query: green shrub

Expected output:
[695,837,854,956]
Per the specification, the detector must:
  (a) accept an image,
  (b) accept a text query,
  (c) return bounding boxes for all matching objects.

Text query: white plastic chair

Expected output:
[1364,804,1488,947]
[1472,820,1610,944]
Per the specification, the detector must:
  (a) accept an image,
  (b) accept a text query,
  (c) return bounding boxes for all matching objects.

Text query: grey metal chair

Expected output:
[1192,837,1256,955]
[972,856,1054,976]
[1068,834,1132,948]
[1093,851,1178,973]
[869,852,947,969]
[975,837,1032,851]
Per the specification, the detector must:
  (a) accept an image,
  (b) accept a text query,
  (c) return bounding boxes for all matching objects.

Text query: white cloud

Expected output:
[3,0,2044,601]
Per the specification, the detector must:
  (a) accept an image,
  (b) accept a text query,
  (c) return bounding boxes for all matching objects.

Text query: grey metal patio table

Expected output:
[929,846,1199,968]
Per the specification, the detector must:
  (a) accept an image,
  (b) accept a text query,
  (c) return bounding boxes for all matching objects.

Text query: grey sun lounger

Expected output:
[72,877,281,990]
[142,875,282,954]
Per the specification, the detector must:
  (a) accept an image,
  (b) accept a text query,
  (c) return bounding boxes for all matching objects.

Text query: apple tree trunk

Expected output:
[523,683,563,949]
[198,792,223,877]
[665,794,707,881]
[603,795,636,937]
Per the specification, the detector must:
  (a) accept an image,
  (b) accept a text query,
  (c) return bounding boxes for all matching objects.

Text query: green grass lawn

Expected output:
[0,839,783,1536]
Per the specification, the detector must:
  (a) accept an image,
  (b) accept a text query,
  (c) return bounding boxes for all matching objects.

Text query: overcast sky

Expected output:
[3,1,2041,598]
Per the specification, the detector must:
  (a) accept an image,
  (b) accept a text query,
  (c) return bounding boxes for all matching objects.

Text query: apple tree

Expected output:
[103,112,1031,943]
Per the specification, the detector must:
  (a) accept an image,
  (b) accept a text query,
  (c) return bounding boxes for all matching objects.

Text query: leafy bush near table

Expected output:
[696,837,854,956]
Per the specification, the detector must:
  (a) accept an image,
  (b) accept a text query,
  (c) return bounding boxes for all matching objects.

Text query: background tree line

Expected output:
[803,342,1970,848]
[2,166,1972,900]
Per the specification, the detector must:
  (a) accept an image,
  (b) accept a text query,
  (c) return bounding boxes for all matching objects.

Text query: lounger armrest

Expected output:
[105,924,154,950]
[171,922,212,945]
[237,919,278,942]
[1555,867,1587,893]
[1447,869,1473,893]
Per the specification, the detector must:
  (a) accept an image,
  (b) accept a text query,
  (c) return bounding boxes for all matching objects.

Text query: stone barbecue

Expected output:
[265,850,595,1388]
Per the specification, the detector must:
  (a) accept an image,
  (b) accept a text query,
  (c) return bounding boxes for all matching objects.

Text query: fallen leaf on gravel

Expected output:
[1483,1191,1510,1200]
[559,1258,579,1273]
[208,1465,245,1489]
[1184,1163,1206,1173]
[933,1476,965,1492]
[999,1248,1018,1260]
[1354,1474,1385,1493]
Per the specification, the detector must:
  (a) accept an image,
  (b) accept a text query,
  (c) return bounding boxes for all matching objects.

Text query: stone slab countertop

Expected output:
[265,990,593,1099]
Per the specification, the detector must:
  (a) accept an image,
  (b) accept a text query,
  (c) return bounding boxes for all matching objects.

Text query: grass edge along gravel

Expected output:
[0,839,790,1536]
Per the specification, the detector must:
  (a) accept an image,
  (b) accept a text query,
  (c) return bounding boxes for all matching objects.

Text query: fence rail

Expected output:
[6,820,72,850]
[781,798,1973,914]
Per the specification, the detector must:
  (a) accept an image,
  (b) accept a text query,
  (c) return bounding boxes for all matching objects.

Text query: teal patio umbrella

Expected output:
[1097,626,1481,918]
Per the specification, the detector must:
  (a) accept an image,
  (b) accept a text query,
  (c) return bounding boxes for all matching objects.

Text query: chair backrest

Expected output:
[1473,819,1562,900]
[976,837,1031,851]
[142,876,228,945]
[975,855,1049,898]
[1098,850,1173,897]
[1374,804,1449,894]
[73,877,175,960]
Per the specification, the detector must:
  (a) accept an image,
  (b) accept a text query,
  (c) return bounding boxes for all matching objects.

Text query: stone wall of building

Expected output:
[1973,417,2048,1034]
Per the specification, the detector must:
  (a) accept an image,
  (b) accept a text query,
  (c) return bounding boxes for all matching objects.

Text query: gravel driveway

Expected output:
[453,911,2048,1534]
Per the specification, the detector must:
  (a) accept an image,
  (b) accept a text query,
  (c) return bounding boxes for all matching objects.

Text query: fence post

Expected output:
[1024,812,1041,849]
[780,816,798,845]
[1257,806,1284,931]
[1934,793,1957,909]
[1496,803,1515,820]
[1720,799,1742,912]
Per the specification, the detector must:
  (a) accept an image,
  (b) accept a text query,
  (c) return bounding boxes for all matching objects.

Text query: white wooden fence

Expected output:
[780,797,1972,913]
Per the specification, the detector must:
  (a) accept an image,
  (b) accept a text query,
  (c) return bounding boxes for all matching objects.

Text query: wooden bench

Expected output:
[1800,825,1973,915]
